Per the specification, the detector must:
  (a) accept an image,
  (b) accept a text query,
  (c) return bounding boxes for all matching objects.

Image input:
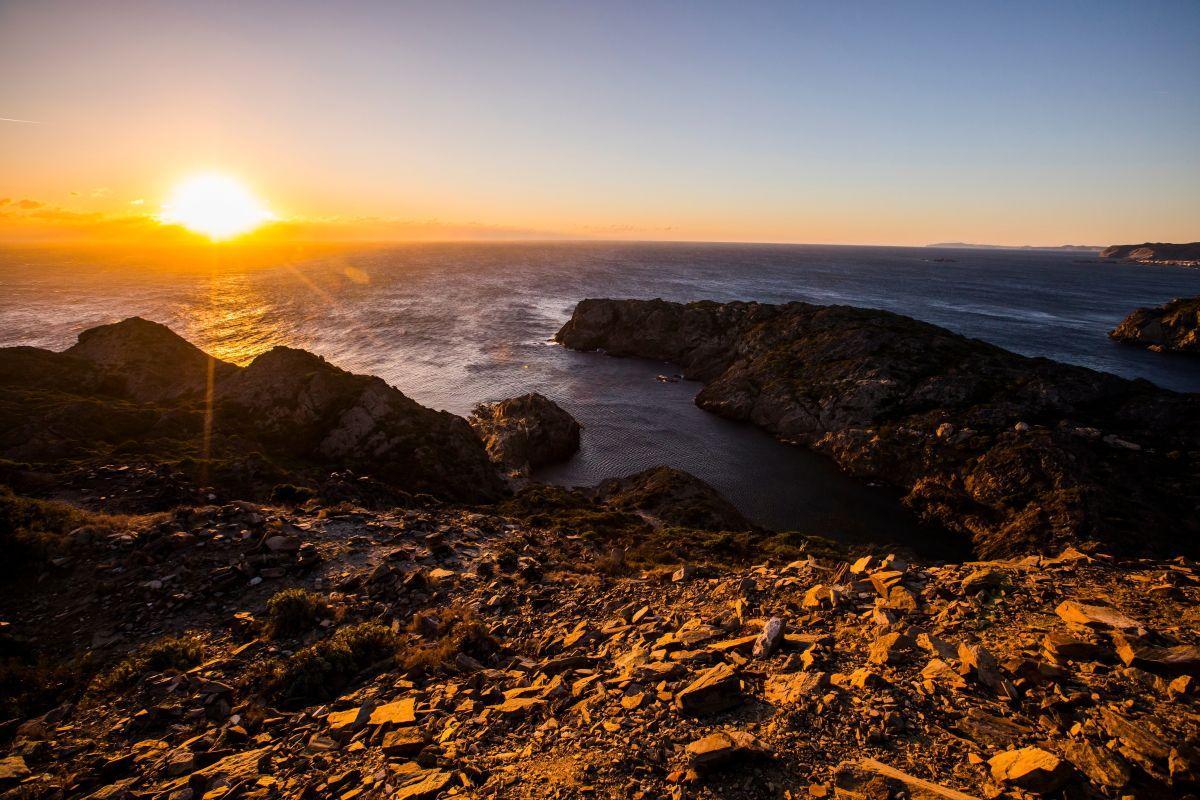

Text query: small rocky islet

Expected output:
[1110,296,1200,356]
[1,305,1198,800]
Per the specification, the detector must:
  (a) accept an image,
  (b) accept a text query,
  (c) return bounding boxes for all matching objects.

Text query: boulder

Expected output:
[869,632,915,665]
[674,662,742,713]
[468,392,581,476]
[685,730,764,770]
[988,747,1074,794]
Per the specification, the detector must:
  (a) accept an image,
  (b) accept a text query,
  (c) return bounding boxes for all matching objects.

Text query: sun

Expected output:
[159,173,275,240]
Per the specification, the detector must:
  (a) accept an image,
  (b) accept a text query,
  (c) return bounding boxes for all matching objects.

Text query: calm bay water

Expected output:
[3,242,1199,552]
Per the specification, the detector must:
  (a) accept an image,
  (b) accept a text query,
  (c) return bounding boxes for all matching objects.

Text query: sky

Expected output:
[1,0,1197,246]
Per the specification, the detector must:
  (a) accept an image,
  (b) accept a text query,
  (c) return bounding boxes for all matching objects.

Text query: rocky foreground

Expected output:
[1110,297,1200,355]
[2,315,1200,800]
[2,492,1198,800]
[556,299,1200,560]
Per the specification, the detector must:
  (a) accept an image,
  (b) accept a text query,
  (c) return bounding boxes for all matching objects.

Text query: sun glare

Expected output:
[159,173,275,240]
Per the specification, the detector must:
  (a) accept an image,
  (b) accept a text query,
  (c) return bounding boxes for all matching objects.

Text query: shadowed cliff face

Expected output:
[557,298,1200,558]
[1110,297,1200,355]
[0,318,506,504]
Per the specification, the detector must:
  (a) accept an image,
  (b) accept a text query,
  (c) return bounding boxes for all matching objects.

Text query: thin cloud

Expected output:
[0,116,41,124]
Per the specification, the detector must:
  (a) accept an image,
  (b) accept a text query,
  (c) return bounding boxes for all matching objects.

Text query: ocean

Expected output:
[3,242,1199,553]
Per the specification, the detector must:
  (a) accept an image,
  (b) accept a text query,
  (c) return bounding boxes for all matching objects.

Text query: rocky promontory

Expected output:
[1110,296,1200,355]
[556,299,1200,559]
[0,318,505,505]
[1100,243,1200,266]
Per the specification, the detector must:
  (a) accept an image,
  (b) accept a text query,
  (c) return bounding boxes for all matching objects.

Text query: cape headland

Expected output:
[556,298,1200,560]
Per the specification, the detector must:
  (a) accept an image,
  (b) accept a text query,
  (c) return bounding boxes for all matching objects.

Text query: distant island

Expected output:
[925,242,1102,251]
[1099,242,1200,266]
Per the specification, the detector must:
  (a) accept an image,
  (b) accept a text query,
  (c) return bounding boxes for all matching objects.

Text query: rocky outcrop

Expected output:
[1110,297,1200,355]
[596,466,752,532]
[0,318,505,503]
[468,393,581,476]
[66,317,239,403]
[1100,242,1200,265]
[557,298,1200,558]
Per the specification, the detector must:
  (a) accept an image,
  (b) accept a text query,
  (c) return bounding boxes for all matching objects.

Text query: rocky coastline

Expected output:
[2,315,1199,800]
[1110,296,1200,355]
[556,298,1200,560]
[1099,243,1200,267]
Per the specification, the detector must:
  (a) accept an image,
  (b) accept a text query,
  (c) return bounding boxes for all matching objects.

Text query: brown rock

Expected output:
[685,730,764,770]
[1062,740,1131,790]
[1055,601,1142,634]
[1042,633,1106,663]
[394,770,454,800]
[369,698,416,726]
[988,747,1074,794]
[1113,635,1200,675]
[381,727,427,757]
[675,662,742,713]
[869,632,915,665]
[0,756,30,787]
[765,671,829,705]
[960,567,1005,594]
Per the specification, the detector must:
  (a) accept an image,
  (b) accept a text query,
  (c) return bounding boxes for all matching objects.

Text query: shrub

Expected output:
[263,623,397,704]
[270,484,315,506]
[400,604,497,674]
[0,486,132,574]
[265,588,329,639]
[91,634,204,693]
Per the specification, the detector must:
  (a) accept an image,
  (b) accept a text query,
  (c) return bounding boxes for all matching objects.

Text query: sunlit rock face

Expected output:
[0,318,506,504]
[1110,296,1200,355]
[558,298,1200,559]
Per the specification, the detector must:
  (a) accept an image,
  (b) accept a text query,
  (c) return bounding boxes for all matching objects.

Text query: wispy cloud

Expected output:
[0,116,41,124]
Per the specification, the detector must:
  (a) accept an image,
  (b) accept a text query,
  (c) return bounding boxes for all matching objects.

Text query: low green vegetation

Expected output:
[90,634,205,694]
[265,588,330,638]
[0,485,134,574]
[400,604,497,674]
[261,622,398,704]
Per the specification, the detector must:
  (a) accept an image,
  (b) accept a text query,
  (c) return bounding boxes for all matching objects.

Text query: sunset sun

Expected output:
[158,173,275,240]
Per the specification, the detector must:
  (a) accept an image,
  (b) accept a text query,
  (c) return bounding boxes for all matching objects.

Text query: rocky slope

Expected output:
[556,299,1200,559]
[1110,297,1200,355]
[468,394,581,479]
[1100,243,1200,265]
[0,319,505,505]
[1,489,1197,800]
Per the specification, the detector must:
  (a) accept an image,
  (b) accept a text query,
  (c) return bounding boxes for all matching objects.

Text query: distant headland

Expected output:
[1099,242,1200,266]
[925,242,1102,251]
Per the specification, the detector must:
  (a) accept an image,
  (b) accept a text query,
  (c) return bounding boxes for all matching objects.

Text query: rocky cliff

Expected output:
[1110,297,1200,355]
[0,318,505,504]
[557,299,1200,559]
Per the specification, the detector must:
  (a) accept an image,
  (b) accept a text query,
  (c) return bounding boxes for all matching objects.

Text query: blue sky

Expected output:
[1,0,1197,244]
